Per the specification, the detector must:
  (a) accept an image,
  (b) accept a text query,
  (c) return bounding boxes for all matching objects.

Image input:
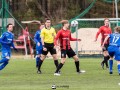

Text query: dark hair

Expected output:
[6,23,13,28]
[45,18,51,22]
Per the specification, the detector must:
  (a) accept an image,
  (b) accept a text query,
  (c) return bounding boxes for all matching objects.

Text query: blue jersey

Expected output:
[109,33,120,46]
[34,30,42,50]
[0,31,15,51]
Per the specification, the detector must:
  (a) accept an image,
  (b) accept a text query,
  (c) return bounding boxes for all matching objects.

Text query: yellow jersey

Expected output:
[41,27,56,43]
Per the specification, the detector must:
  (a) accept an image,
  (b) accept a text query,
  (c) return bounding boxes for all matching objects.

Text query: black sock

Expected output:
[38,60,43,71]
[55,63,63,73]
[54,60,59,68]
[104,56,110,67]
[75,61,80,72]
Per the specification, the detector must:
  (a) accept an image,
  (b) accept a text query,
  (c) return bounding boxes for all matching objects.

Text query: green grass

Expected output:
[0,57,120,90]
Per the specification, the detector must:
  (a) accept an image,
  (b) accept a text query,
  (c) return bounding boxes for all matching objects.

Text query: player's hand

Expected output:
[43,47,47,51]
[54,45,59,49]
[94,39,97,42]
[78,39,81,41]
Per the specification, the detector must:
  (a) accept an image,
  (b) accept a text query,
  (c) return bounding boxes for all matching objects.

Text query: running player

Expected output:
[0,23,17,70]
[102,26,120,75]
[95,18,112,69]
[54,20,85,76]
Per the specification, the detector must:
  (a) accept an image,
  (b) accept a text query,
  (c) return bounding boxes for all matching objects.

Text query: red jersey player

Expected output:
[54,20,85,76]
[95,18,112,69]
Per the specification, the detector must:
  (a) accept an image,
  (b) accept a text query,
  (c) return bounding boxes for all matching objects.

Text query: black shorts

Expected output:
[102,44,109,52]
[61,48,76,58]
[42,43,57,55]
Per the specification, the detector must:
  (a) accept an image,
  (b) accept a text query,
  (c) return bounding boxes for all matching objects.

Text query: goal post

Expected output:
[71,18,120,57]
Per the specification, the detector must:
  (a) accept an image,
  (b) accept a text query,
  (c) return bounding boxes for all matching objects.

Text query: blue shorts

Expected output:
[36,49,42,55]
[36,45,42,55]
[1,49,11,59]
[108,46,120,61]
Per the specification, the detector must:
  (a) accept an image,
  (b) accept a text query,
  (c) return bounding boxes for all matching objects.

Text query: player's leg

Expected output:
[35,49,42,68]
[37,49,47,74]
[0,60,9,70]
[0,51,10,70]
[115,49,120,75]
[101,44,109,69]
[54,49,66,76]
[103,51,109,68]
[108,47,114,74]
[50,47,59,69]
[117,61,120,75]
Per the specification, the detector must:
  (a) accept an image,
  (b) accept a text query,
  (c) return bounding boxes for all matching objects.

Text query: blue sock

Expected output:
[0,58,9,64]
[36,57,40,67]
[0,61,8,70]
[109,60,113,72]
[117,64,120,74]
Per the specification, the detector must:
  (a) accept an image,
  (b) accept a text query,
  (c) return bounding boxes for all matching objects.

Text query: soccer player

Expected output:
[54,20,85,76]
[102,26,120,75]
[0,23,17,70]
[37,18,59,74]
[95,18,112,69]
[34,24,44,68]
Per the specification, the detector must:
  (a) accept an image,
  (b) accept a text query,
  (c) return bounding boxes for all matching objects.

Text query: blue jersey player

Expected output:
[34,26,43,68]
[0,23,17,70]
[102,26,120,75]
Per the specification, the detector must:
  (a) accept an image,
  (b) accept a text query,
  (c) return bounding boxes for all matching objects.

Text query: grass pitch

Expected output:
[0,57,120,90]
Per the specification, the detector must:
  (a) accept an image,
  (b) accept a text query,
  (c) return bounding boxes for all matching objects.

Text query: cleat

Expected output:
[109,72,113,74]
[37,70,42,74]
[54,73,61,76]
[119,73,120,75]
[58,70,61,74]
[77,70,86,74]
[101,62,104,69]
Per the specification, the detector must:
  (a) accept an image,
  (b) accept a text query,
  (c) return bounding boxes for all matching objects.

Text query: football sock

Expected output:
[54,60,59,68]
[36,57,40,67]
[75,61,80,72]
[55,63,63,73]
[0,58,9,64]
[0,61,8,70]
[117,64,120,74]
[109,60,113,72]
[38,60,43,71]
[104,56,110,67]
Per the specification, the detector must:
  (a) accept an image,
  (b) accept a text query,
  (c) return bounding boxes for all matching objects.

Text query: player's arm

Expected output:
[0,34,9,44]
[34,32,39,43]
[102,35,110,47]
[95,27,102,41]
[54,31,61,46]
[69,32,81,41]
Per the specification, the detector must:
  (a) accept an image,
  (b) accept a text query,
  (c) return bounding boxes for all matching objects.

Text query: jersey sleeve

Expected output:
[53,28,56,37]
[95,27,102,40]
[54,30,61,46]
[34,31,39,43]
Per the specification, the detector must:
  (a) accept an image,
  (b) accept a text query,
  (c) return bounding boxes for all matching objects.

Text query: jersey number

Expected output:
[112,36,119,43]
